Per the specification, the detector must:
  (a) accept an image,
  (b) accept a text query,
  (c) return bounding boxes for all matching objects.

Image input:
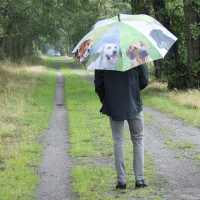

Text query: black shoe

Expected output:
[116,182,126,189]
[135,180,148,188]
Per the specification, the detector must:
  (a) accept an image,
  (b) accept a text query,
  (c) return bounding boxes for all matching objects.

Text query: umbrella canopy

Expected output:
[72,14,178,72]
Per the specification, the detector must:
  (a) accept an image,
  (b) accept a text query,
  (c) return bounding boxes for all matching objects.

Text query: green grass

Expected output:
[166,139,194,150]
[176,153,185,158]
[192,154,200,160]
[0,57,56,200]
[78,69,91,74]
[58,60,167,199]
[141,85,200,127]
[144,112,199,163]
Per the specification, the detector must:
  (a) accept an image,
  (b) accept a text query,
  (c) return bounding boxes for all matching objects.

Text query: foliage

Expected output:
[150,0,200,89]
[141,79,200,126]
[190,22,200,40]
[99,0,131,19]
[0,0,200,88]
[0,57,56,199]
[0,0,83,59]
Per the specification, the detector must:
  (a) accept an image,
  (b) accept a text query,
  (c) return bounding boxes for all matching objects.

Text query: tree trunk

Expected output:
[15,36,21,59]
[29,35,33,56]
[183,1,200,88]
[0,38,5,59]
[0,8,9,59]
[38,39,41,51]
[34,39,38,56]
[22,40,26,56]
[152,0,166,80]
[183,1,200,63]
[0,24,8,59]
[151,0,186,89]
[131,0,140,14]
[11,37,15,60]
[140,5,149,15]
[198,12,200,58]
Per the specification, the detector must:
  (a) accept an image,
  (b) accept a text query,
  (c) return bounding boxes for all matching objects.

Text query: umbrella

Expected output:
[72,14,178,72]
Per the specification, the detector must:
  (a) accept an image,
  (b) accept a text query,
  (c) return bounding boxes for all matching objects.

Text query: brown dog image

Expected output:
[73,39,93,62]
[125,42,151,68]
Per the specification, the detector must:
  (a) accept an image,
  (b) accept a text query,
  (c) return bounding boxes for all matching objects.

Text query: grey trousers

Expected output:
[109,112,144,182]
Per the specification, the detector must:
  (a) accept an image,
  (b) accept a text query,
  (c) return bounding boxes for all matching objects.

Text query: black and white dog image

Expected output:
[150,29,175,51]
[87,43,118,70]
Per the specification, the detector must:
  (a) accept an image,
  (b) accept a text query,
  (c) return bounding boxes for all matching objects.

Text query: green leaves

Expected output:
[189,22,200,40]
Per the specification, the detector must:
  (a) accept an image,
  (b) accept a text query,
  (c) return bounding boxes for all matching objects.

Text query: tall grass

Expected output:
[141,79,200,126]
[0,57,56,199]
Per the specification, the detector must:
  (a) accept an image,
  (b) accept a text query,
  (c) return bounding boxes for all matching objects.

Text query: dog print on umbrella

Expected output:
[125,42,152,68]
[72,39,93,62]
[87,43,119,70]
[72,14,178,72]
[150,29,175,51]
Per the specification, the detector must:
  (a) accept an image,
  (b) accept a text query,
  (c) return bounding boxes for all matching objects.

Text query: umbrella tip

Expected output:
[118,14,121,22]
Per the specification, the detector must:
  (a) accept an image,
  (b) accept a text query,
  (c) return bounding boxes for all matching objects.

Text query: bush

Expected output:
[37,50,43,56]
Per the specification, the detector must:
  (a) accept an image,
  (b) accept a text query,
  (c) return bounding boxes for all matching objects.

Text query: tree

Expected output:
[1,0,200,89]
[0,0,78,60]
[183,0,200,88]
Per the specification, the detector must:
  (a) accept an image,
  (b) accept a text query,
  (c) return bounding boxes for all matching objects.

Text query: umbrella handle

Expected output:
[118,14,121,22]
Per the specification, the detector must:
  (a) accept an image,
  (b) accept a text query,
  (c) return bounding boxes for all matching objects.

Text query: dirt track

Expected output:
[36,61,73,200]
[36,60,200,200]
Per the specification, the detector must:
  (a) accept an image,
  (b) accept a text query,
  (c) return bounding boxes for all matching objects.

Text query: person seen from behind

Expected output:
[94,63,149,189]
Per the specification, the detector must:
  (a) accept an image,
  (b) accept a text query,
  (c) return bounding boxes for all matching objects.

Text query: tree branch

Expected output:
[9,6,31,19]
[172,5,184,14]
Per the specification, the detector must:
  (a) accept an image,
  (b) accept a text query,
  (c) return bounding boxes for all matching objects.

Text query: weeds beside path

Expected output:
[0,57,56,200]
[141,81,200,127]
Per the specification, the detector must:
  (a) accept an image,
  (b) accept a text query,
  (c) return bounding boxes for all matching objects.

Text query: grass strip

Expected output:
[0,57,56,200]
[78,69,91,74]
[141,82,200,127]
[144,114,199,164]
[59,60,167,199]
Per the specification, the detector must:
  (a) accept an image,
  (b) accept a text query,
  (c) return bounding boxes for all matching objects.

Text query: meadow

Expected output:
[0,56,56,199]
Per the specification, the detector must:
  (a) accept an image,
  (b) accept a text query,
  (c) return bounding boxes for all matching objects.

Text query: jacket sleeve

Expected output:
[138,63,149,90]
[94,70,105,103]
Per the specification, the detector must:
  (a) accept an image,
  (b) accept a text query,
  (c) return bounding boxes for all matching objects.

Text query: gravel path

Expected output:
[36,61,73,200]
[64,60,200,200]
[142,106,200,199]
[36,59,200,200]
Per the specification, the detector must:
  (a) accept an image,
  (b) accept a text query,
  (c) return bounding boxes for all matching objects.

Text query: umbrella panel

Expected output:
[85,22,163,72]
[72,14,177,72]
[120,22,163,71]
[86,22,123,71]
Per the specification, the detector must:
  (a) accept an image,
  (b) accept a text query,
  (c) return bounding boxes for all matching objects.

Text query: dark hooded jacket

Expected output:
[94,64,149,121]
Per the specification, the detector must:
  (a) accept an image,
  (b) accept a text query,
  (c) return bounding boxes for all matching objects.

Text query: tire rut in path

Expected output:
[36,61,73,200]
[64,60,200,200]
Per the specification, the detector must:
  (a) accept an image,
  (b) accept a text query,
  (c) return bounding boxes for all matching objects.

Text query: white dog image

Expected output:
[87,43,118,70]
